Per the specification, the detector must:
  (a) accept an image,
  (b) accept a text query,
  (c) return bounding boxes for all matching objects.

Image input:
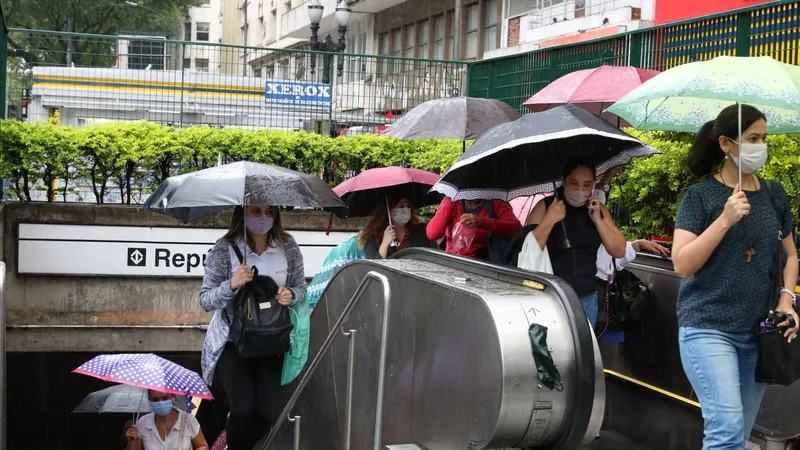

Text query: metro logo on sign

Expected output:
[127,248,147,266]
[265,82,331,107]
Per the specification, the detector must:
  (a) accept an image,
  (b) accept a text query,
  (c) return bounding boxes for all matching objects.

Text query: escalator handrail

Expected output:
[259,271,392,450]
[390,248,596,450]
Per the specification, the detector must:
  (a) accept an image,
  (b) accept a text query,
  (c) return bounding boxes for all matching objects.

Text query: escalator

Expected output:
[258,249,606,449]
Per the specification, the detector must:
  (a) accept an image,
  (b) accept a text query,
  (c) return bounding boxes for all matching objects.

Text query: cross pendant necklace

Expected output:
[719,172,757,263]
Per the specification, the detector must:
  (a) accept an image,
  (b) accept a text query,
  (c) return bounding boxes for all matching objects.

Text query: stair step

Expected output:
[385,445,426,450]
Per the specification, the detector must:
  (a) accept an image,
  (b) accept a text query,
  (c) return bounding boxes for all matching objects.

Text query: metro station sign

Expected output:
[17,223,353,278]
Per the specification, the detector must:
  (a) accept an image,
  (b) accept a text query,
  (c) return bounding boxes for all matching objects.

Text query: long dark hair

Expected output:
[221,206,293,249]
[358,195,420,247]
[687,104,766,177]
[561,157,596,180]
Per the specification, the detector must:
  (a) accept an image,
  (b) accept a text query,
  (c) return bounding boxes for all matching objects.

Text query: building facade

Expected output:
[179,0,222,73]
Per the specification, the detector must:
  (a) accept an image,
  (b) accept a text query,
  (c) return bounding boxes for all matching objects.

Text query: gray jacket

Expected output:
[198,238,307,385]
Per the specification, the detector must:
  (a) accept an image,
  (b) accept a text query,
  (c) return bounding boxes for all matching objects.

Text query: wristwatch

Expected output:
[780,288,797,306]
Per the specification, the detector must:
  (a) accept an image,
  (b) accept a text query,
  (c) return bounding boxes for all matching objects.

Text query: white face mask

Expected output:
[731,141,768,174]
[391,207,412,225]
[563,188,591,207]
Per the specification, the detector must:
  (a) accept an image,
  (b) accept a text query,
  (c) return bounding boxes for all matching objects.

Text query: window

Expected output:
[433,15,445,60]
[404,25,415,71]
[464,3,479,59]
[196,22,210,41]
[128,40,166,70]
[184,22,192,40]
[201,0,211,4]
[195,58,209,72]
[345,32,367,83]
[279,59,289,79]
[418,20,429,60]
[391,28,402,74]
[378,33,389,75]
[508,0,564,17]
[447,10,455,59]
[254,68,262,77]
[484,0,498,54]
[183,58,191,69]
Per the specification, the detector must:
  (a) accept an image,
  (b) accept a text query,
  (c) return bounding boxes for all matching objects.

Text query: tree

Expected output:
[5,0,200,66]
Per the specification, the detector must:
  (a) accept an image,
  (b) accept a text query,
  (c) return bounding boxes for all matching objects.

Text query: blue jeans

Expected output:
[580,290,598,328]
[679,327,766,450]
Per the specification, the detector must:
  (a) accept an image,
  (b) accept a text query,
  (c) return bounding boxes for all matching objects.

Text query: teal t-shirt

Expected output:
[674,177,793,333]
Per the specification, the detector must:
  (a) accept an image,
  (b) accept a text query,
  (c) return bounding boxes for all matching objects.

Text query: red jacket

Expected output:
[426,197,522,259]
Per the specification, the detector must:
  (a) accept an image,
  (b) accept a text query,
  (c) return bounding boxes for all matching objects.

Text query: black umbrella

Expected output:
[429,104,659,201]
[380,97,521,140]
[143,161,347,223]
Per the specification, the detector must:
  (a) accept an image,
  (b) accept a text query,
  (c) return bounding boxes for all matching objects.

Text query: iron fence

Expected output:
[4,29,468,135]
[468,1,800,113]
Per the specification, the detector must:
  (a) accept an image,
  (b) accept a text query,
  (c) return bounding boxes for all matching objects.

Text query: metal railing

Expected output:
[259,271,392,450]
[4,29,467,134]
[0,261,7,450]
[0,0,8,119]
[468,1,800,112]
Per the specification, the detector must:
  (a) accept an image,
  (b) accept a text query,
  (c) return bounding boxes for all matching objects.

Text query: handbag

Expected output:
[604,261,649,330]
[754,181,800,386]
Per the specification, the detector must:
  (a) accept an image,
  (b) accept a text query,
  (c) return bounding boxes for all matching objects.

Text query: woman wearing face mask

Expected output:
[672,104,798,450]
[360,197,436,259]
[198,205,306,450]
[525,157,627,327]
[125,390,209,450]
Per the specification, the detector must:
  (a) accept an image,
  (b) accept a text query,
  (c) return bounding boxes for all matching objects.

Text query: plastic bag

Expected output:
[517,232,553,274]
[450,222,477,255]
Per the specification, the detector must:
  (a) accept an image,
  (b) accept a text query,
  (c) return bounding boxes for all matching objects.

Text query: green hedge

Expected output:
[1,119,797,240]
[0,118,464,203]
[611,130,800,239]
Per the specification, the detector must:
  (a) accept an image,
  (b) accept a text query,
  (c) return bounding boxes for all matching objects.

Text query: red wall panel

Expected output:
[655,0,774,24]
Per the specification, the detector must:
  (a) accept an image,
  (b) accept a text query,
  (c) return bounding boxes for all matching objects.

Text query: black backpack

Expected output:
[224,242,294,359]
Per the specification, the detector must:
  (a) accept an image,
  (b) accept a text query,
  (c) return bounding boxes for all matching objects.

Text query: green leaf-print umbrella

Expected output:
[606,56,800,134]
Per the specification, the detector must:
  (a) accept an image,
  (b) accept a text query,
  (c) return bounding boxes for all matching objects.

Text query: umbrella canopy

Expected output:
[73,353,213,400]
[143,161,347,223]
[72,384,193,414]
[430,104,659,201]
[333,166,442,217]
[606,56,800,133]
[380,97,521,140]
[510,194,552,225]
[523,65,660,113]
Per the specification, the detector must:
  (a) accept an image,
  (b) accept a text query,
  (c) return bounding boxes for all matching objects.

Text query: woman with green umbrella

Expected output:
[671,104,799,449]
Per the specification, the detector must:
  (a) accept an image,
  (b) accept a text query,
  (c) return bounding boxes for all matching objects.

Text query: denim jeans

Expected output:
[580,290,598,328]
[679,327,766,450]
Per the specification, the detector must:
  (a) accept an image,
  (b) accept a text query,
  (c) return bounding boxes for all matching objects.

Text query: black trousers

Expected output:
[216,343,284,450]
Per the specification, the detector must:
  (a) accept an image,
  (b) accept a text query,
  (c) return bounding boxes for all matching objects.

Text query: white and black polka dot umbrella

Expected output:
[73,353,213,400]
[430,104,660,201]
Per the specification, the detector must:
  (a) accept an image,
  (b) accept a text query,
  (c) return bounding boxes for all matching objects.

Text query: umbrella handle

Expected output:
[552,182,572,250]
[386,196,399,247]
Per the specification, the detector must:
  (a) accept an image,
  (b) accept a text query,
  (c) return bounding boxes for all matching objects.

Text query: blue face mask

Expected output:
[150,399,173,416]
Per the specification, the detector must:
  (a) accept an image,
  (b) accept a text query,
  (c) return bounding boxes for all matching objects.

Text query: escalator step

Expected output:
[579,430,655,450]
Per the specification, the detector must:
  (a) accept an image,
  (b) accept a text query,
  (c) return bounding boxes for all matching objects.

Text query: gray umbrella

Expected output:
[143,161,347,223]
[72,385,192,414]
[380,97,521,140]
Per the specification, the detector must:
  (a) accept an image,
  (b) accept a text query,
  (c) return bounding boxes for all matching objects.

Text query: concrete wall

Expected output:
[1,202,365,353]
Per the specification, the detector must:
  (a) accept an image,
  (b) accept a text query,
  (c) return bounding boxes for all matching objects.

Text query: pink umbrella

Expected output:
[510,193,552,225]
[522,65,660,125]
[333,166,442,218]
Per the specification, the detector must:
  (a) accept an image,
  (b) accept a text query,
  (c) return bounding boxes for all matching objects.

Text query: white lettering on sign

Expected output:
[17,223,354,278]
[265,82,332,107]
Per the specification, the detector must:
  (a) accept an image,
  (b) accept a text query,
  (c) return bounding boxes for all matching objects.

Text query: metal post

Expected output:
[342,329,356,450]
[288,415,301,450]
[179,43,186,128]
[453,0,464,61]
[66,17,73,67]
[0,262,6,450]
[372,278,391,450]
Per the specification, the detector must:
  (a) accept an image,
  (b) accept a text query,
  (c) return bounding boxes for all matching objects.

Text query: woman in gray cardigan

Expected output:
[198,205,306,450]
